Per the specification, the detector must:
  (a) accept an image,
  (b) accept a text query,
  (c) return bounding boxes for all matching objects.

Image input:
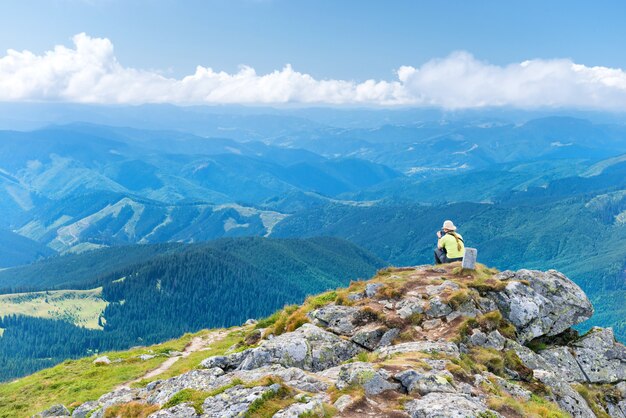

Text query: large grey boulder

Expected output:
[533,370,595,417]
[537,328,626,384]
[489,270,593,343]
[365,283,384,297]
[307,305,360,336]
[404,393,500,418]
[570,327,626,383]
[539,346,587,382]
[211,324,362,372]
[229,365,329,393]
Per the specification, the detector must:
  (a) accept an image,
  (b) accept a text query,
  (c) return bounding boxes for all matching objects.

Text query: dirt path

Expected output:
[117,328,232,390]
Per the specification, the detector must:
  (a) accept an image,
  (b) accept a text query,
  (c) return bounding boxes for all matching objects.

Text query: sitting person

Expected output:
[434,220,465,264]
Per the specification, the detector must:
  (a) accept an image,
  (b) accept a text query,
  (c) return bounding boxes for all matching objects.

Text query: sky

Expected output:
[1,0,626,108]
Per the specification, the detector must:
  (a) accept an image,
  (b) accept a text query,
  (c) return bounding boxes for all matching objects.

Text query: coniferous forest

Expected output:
[0,237,383,381]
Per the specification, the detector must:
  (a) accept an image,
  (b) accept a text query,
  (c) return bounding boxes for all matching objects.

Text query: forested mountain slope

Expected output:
[0,237,383,381]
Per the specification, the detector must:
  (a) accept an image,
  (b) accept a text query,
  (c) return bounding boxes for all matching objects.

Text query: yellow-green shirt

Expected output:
[438,233,465,259]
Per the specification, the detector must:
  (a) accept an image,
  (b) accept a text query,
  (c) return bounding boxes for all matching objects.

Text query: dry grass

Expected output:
[573,384,620,418]
[487,393,568,418]
[104,402,159,418]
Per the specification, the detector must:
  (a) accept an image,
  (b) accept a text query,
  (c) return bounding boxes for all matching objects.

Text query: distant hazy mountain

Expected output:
[1,105,625,344]
[0,124,399,257]
[0,229,55,267]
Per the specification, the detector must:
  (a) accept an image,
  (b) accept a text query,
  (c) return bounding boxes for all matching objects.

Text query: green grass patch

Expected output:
[0,331,198,418]
[243,384,294,418]
[163,388,210,414]
[458,311,516,341]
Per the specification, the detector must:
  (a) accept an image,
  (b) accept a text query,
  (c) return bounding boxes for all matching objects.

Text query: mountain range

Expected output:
[1,104,626,384]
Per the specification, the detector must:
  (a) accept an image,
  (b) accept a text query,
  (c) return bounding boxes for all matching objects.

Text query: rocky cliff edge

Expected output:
[35,264,626,418]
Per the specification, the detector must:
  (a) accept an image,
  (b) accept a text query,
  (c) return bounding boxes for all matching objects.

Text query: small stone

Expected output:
[140,354,156,361]
[333,394,353,412]
[469,329,488,346]
[425,281,460,296]
[351,326,386,350]
[446,311,462,322]
[395,370,456,395]
[485,331,506,351]
[425,297,452,318]
[533,369,595,417]
[244,318,258,326]
[308,305,360,336]
[347,292,363,301]
[273,398,325,418]
[538,347,586,382]
[97,388,134,410]
[202,384,279,417]
[422,318,442,331]
[377,328,400,348]
[294,393,311,402]
[33,404,70,417]
[365,283,384,298]
[93,356,111,365]
[71,401,98,418]
[396,298,425,319]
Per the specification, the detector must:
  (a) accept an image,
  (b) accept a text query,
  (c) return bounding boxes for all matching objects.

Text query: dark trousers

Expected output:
[434,248,463,264]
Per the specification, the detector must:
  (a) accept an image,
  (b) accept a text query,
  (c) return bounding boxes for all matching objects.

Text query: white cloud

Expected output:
[2,33,626,109]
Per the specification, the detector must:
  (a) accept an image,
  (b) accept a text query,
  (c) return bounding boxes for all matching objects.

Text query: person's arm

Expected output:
[437,231,444,249]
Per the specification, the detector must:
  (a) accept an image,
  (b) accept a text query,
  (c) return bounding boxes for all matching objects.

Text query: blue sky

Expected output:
[1,0,626,108]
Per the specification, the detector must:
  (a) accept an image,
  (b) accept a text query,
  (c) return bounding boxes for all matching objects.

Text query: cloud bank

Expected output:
[2,33,626,109]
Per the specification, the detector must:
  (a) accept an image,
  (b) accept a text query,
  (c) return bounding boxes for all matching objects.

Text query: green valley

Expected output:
[0,287,107,329]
